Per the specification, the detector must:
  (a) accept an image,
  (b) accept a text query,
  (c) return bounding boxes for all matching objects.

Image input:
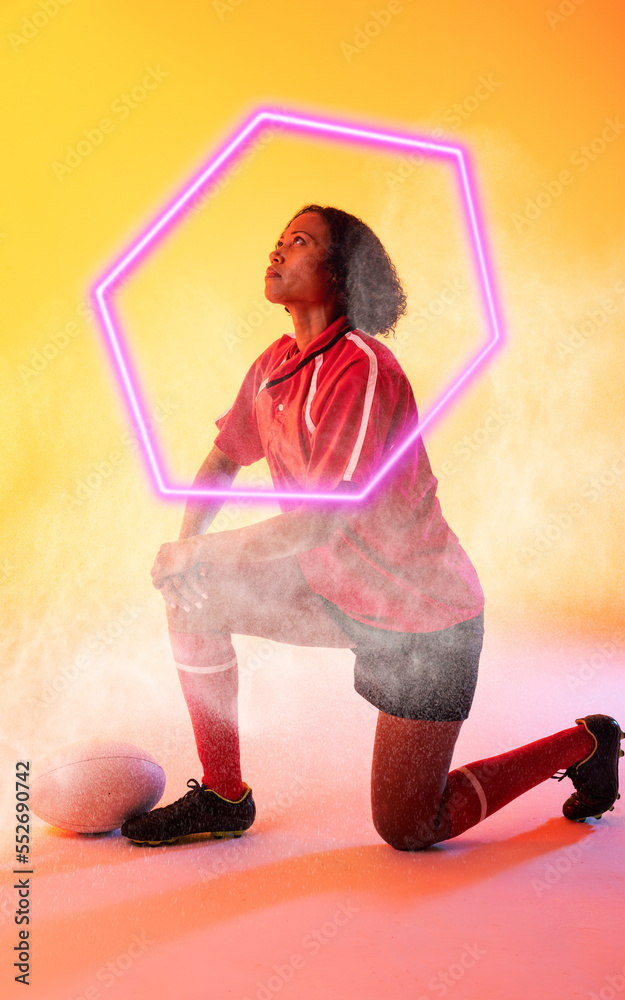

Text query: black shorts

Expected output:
[319,600,484,722]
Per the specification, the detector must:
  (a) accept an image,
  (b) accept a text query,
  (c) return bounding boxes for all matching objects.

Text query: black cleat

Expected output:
[121,779,255,845]
[553,714,624,822]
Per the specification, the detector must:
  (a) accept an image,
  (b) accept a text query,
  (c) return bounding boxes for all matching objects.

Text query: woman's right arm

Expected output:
[177,445,241,539]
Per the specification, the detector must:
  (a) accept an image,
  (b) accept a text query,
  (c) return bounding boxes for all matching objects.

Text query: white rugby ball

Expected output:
[30,740,166,833]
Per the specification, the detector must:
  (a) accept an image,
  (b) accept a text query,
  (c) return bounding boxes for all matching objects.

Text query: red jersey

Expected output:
[215,315,484,632]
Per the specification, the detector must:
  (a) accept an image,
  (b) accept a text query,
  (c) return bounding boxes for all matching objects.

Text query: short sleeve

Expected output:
[304,350,415,493]
[214,358,265,466]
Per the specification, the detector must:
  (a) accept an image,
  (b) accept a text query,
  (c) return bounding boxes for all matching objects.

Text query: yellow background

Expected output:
[2,0,625,744]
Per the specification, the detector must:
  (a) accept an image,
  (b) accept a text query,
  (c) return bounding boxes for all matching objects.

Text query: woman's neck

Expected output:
[288,302,343,352]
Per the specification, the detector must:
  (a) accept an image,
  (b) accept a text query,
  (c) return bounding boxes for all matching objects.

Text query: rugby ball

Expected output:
[30,740,166,834]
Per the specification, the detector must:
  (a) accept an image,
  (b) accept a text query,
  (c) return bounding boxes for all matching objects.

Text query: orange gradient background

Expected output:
[1,1,625,995]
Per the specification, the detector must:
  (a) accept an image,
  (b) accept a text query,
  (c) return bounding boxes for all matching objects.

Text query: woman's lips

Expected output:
[265,268,280,277]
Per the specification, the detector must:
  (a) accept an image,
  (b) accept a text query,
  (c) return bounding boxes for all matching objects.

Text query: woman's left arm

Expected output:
[150,506,340,589]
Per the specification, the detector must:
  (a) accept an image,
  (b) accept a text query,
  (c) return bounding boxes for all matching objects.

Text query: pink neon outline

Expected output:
[92,108,505,502]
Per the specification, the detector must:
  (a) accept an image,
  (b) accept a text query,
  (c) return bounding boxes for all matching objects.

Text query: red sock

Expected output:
[169,630,245,801]
[442,724,595,838]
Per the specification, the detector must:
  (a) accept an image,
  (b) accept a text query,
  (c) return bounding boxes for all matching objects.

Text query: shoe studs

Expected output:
[131,838,180,847]
[130,829,245,845]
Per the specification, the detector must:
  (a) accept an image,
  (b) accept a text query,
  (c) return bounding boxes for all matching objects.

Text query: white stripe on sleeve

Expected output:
[343,332,378,482]
[304,355,323,433]
[256,377,269,398]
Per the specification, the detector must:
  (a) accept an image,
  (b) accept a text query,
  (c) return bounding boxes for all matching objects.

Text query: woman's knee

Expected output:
[372,812,441,851]
[370,712,459,850]
[166,600,222,634]
[371,791,445,851]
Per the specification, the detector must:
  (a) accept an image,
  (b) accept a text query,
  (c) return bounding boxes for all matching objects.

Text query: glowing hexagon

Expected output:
[92,107,504,503]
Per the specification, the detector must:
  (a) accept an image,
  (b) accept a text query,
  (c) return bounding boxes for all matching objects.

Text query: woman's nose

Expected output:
[269,248,282,263]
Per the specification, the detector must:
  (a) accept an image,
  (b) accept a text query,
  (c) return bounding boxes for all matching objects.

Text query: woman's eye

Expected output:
[274,235,304,250]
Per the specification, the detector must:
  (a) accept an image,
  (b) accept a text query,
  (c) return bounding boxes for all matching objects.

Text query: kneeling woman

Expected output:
[122,205,622,848]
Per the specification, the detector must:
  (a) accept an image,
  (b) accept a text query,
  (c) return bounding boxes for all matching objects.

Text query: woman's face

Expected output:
[264,211,336,310]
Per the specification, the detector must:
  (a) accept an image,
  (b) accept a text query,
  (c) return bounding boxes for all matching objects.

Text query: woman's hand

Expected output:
[151,537,202,585]
[151,538,208,611]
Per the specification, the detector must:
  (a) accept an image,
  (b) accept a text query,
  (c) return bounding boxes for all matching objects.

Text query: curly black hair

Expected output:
[284,204,407,338]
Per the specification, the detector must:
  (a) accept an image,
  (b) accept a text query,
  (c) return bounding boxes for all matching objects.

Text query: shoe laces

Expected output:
[180,778,207,798]
[164,779,208,812]
[550,766,599,806]
[551,767,576,783]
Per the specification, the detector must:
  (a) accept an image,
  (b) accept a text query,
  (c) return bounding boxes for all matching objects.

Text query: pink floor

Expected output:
[3,625,624,999]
